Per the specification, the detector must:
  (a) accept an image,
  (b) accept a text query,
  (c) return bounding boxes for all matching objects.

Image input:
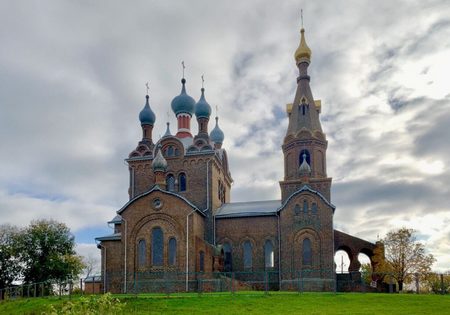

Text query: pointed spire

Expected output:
[163,122,172,137]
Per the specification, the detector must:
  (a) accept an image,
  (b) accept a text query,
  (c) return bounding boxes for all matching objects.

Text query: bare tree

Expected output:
[83,253,99,278]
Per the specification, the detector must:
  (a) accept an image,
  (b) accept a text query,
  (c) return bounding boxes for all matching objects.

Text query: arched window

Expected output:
[223,243,232,272]
[167,146,174,156]
[303,238,312,265]
[199,251,205,272]
[294,204,301,215]
[166,174,175,191]
[138,239,146,268]
[264,240,274,268]
[311,203,318,214]
[168,238,177,266]
[175,148,180,156]
[243,241,253,269]
[299,149,311,166]
[303,200,308,213]
[152,227,163,266]
[179,173,186,192]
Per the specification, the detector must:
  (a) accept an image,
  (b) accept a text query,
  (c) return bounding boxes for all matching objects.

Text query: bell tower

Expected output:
[280,27,332,203]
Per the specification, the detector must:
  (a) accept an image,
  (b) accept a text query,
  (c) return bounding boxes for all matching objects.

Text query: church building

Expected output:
[96,26,378,292]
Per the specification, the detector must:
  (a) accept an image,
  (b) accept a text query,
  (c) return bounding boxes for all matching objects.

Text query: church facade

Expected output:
[96,27,377,292]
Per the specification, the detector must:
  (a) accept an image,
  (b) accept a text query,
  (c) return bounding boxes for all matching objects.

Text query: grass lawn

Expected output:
[1,292,449,315]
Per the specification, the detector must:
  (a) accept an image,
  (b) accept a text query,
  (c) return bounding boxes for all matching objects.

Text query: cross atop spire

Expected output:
[181,61,185,78]
[145,82,150,95]
[301,9,303,29]
[201,74,204,89]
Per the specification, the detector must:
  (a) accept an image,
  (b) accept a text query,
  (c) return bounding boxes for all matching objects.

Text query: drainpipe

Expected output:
[277,212,282,287]
[96,242,107,293]
[185,209,196,292]
[122,217,128,293]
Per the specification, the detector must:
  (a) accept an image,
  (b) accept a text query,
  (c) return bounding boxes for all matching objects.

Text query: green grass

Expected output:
[1,292,450,315]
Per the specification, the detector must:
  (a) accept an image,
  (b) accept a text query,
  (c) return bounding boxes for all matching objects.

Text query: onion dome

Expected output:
[195,88,212,119]
[163,122,172,137]
[294,28,312,63]
[299,153,311,175]
[210,116,224,144]
[171,78,195,116]
[152,145,167,172]
[139,95,156,125]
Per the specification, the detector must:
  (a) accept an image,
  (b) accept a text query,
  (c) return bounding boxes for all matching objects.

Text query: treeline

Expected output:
[0,219,84,297]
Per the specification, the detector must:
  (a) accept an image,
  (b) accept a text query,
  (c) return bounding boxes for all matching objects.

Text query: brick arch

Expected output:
[129,213,185,272]
[293,228,322,270]
[334,230,377,273]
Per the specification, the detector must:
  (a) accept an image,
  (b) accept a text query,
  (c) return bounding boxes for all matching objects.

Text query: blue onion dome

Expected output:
[195,88,212,119]
[152,145,167,172]
[210,116,224,144]
[139,95,156,125]
[171,78,195,116]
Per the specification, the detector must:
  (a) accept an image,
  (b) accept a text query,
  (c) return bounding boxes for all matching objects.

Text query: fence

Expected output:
[1,271,448,301]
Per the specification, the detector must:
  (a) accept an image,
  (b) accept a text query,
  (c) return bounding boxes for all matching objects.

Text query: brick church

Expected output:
[96,26,378,292]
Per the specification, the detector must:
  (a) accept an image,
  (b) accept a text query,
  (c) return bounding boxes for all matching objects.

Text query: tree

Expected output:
[16,219,85,284]
[0,224,22,298]
[382,228,435,291]
[83,253,99,278]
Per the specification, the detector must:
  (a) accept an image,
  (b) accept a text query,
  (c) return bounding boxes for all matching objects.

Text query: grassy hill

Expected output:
[1,292,449,314]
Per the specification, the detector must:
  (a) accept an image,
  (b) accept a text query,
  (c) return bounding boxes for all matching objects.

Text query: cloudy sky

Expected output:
[1,0,449,272]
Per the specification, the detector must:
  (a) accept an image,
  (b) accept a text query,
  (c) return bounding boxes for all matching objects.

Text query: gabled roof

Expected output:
[215,185,335,219]
[277,185,336,213]
[117,185,205,216]
[95,232,121,241]
[215,200,280,218]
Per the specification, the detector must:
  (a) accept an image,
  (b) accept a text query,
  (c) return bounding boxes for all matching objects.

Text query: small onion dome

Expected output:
[299,153,311,175]
[195,88,212,119]
[163,122,172,137]
[294,28,312,63]
[210,116,224,144]
[139,95,156,125]
[171,78,195,116]
[152,145,167,172]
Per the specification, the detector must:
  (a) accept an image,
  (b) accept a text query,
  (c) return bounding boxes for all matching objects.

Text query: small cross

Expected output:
[301,9,304,28]
[145,82,150,95]
[182,61,185,78]
[201,74,204,88]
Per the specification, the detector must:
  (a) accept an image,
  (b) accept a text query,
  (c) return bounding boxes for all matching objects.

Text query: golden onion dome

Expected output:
[294,28,312,63]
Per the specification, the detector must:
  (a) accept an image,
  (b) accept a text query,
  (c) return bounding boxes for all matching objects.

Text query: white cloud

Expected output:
[0,0,449,271]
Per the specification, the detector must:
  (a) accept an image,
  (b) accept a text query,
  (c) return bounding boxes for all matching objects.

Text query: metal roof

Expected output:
[95,233,121,242]
[107,214,122,224]
[215,200,280,218]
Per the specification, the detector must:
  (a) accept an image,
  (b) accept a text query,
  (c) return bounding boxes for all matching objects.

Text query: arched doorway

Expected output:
[334,249,351,274]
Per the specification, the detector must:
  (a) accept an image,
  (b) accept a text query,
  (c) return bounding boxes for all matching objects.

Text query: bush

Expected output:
[46,293,125,315]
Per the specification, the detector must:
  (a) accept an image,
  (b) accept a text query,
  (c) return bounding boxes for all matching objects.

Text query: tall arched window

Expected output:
[243,241,253,269]
[311,203,318,214]
[199,251,205,272]
[168,238,177,266]
[303,200,308,213]
[303,238,312,266]
[167,146,174,156]
[152,227,163,266]
[264,240,274,268]
[166,174,175,191]
[138,239,146,268]
[179,173,186,192]
[223,243,232,272]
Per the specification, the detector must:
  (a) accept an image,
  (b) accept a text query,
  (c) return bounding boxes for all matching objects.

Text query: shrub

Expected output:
[46,293,125,315]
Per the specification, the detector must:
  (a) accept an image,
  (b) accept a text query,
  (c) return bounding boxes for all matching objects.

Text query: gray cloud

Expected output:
[1,0,449,270]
